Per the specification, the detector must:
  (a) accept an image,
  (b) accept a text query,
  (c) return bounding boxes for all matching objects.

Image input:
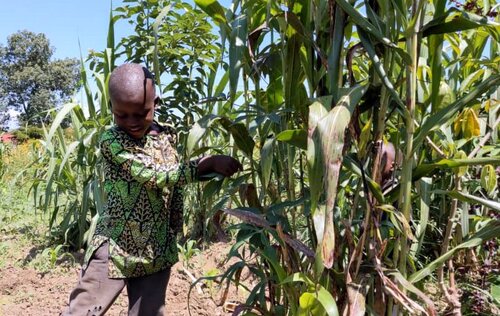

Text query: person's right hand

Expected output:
[198,155,242,177]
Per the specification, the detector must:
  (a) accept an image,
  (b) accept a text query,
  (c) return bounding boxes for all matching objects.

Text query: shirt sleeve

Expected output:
[100,130,198,188]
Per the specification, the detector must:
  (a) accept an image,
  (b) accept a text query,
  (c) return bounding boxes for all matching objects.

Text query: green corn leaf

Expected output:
[220,117,255,158]
[59,141,80,177]
[358,117,372,159]
[421,8,500,41]
[85,214,100,246]
[93,72,109,117]
[411,177,432,257]
[152,5,171,87]
[429,0,446,112]
[92,177,105,215]
[70,111,83,141]
[414,156,500,179]
[106,3,115,69]
[186,114,219,156]
[229,14,247,103]
[410,219,500,283]
[195,0,229,29]
[435,190,500,212]
[202,178,223,200]
[261,245,287,282]
[78,42,95,118]
[267,196,307,216]
[80,184,91,248]
[328,7,345,103]
[280,13,307,114]
[378,204,416,241]
[214,68,229,98]
[276,129,307,150]
[47,103,79,145]
[460,69,485,94]
[45,157,57,225]
[343,154,384,203]
[387,156,500,202]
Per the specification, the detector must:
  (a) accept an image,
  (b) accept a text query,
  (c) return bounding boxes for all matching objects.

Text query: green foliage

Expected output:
[0,30,80,125]
[35,0,222,250]
[203,267,220,296]
[195,0,500,314]
[0,142,78,274]
[24,126,44,140]
[0,142,5,179]
[40,244,75,271]
[282,273,338,316]
[113,0,220,128]
[177,240,201,268]
[10,129,29,143]
[33,0,500,315]
[10,126,45,143]
[33,101,109,250]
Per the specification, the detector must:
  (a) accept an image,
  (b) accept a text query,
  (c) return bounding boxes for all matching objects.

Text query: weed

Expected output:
[41,244,75,269]
[204,268,221,296]
[177,239,201,269]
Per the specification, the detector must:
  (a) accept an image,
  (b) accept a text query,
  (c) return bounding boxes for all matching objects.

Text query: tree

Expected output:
[112,0,220,125]
[0,30,80,125]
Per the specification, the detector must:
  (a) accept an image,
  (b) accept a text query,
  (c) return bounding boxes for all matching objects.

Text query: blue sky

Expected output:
[0,0,130,60]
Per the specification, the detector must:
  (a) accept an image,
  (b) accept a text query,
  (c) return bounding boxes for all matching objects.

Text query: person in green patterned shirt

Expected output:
[61,63,241,316]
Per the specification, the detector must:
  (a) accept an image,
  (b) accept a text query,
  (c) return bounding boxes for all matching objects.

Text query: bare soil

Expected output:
[0,242,246,316]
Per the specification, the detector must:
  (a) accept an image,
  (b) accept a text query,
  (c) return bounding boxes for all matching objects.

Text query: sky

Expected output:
[0,0,130,60]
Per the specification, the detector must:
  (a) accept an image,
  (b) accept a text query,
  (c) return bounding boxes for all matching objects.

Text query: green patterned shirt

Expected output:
[84,125,198,278]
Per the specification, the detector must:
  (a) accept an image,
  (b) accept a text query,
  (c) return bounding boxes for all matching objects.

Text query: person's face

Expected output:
[111,80,156,139]
[381,142,396,182]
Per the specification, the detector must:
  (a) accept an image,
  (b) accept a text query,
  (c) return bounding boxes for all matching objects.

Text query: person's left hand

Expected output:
[198,155,242,177]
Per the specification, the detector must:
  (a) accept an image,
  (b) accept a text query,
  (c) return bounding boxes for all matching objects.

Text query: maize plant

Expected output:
[38,0,500,314]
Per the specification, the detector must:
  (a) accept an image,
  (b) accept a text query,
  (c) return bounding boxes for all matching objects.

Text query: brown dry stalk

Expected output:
[374,257,429,315]
[425,136,446,158]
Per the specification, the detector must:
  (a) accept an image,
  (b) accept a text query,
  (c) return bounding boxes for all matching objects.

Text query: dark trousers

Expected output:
[61,242,171,316]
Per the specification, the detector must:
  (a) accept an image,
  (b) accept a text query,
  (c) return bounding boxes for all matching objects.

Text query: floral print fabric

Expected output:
[84,126,198,278]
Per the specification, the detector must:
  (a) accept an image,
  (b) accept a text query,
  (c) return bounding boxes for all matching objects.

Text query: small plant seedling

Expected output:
[177,239,201,269]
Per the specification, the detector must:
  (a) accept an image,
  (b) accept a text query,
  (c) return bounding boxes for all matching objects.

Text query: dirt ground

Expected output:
[0,242,246,316]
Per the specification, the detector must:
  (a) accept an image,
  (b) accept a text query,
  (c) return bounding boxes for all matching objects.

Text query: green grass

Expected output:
[0,140,78,274]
